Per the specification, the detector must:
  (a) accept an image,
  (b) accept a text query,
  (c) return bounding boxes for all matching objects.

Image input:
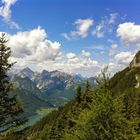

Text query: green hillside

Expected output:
[2,67,140,140]
[12,76,53,117]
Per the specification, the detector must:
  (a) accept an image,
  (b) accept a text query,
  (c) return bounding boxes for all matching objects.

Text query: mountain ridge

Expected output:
[10,67,96,117]
[2,51,140,140]
[5,63,140,140]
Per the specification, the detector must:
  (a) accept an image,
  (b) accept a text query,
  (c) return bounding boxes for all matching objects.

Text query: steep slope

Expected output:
[20,67,35,79]
[33,70,78,106]
[5,64,140,140]
[110,50,140,93]
[12,74,53,117]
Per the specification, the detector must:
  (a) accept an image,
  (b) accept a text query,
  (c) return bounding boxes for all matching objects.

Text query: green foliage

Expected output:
[36,108,57,116]
[2,66,140,139]
[0,33,24,133]
[76,85,82,103]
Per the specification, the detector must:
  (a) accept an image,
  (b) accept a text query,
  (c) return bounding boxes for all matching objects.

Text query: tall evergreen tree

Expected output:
[0,33,24,132]
[85,80,90,92]
[76,85,82,103]
[86,67,138,140]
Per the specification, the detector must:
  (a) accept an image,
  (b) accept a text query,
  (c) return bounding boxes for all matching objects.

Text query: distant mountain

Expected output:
[12,74,45,99]
[10,67,96,116]
[20,67,35,79]
[6,51,140,140]
[11,74,53,117]
[33,70,75,90]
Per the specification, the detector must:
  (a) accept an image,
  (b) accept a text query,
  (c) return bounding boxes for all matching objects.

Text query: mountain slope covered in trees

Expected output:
[3,65,140,140]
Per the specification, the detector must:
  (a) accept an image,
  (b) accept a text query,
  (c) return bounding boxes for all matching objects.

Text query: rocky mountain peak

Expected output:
[22,67,33,73]
[41,70,49,76]
[20,67,34,78]
[130,51,140,68]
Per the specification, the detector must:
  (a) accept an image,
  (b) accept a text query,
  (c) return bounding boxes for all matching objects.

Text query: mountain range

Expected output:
[4,51,140,140]
[10,67,96,117]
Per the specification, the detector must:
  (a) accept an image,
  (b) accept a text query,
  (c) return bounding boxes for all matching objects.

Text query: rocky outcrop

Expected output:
[135,75,140,88]
[130,51,140,68]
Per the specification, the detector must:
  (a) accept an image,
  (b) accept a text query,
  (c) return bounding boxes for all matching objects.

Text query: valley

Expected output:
[2,51,140,140]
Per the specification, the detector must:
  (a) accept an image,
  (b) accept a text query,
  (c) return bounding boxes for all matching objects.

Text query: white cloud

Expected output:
[36,51,99,77]
[0,0,19,29]
[37,58,99,77]
[6,26,135,77]
[92,13,118,38]
[71,18,93,38]
[117,22,140,47]
[92,21,105,38]
[81,50,91,57]
[61,33,71,40]
[62,18,93,40]
[108,51,134,75]
[108,13,118,24]
[66,52,76,59]
[115,51,134,64]
[4,27,100,77]
[7,27,61,63]
[108,42,118,56]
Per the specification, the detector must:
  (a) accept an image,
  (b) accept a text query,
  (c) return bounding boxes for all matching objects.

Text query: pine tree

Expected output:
[0,33,24,132]
[76,85,82,103]
[96,66,110,90]
[86,67,137,140]
[86,80,90,92]
[85,81,93,103]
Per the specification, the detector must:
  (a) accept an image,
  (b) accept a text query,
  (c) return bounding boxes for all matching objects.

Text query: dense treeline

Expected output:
[2,66,140,140]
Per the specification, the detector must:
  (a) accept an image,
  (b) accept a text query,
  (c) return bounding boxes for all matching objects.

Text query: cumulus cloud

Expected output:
[7,27,61,62]
[117,22,140,47]
[92,21,105,38]
[92,13,118,38]
[114,51,134,64]
[7,26,135,77]
[66,52,76,59]
[71,18,93,38]
[4,27,100,77]
[108,51,134,75]
[62,18,93,40]
[35,50,99,77]
[81,50,91,57]
[38,54,99,77]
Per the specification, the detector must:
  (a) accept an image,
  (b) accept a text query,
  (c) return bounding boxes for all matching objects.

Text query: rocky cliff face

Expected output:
[130,51,140,68]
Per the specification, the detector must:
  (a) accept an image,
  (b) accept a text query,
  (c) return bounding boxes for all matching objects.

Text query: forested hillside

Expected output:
[3,66,140,140]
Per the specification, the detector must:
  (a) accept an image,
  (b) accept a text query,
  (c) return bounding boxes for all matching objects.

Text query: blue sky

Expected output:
[0,0,140,77]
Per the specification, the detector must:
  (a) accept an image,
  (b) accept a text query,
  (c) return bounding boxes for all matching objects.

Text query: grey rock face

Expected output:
[130,51,140,68]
